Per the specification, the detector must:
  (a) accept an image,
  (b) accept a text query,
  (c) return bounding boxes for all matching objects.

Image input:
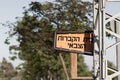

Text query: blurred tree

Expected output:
[5,0,93,79]
[0,58,17,80]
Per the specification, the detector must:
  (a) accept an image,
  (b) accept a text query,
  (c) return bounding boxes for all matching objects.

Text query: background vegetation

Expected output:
[4,0,94,80]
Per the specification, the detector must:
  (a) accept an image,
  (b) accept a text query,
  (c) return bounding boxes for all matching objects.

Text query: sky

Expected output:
[0,0,54,67]
[0,0,120,69]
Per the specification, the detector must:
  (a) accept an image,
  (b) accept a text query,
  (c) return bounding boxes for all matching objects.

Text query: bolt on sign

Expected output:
[54,31,93,54]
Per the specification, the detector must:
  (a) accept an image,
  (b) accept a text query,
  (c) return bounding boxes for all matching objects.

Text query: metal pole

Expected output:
[98,0,107,79]
[93,0,107,79]
[94,0,120,80]
[116,21,120,80]
[93,0,100,80]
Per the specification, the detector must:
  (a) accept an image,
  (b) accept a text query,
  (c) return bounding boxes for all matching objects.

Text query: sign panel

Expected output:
[54,31,93,54]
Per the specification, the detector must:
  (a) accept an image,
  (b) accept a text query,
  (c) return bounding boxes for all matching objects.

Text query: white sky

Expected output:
[0,0,54,67]
[0,0,120,69]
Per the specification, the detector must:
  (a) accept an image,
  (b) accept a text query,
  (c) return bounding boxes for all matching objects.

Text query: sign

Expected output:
[54,31,93,54]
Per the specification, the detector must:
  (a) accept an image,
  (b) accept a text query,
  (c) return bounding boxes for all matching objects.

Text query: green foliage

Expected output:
[77,55,92,76]
[108,61,118,80]
[4,38,10,45]
[5,0,93,79]
[0,58,18,79]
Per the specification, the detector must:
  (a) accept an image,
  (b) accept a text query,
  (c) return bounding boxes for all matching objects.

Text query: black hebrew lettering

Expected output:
[68,43,86,49]
[67,37,80,42]
[58,36,68,41]
[73,37,80,42]
[78,44,86,48]
[68,43,74,48]
[67,36,72,42]
[58,36,64,41]
[58,36,80,42]
[74,43,77,48]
